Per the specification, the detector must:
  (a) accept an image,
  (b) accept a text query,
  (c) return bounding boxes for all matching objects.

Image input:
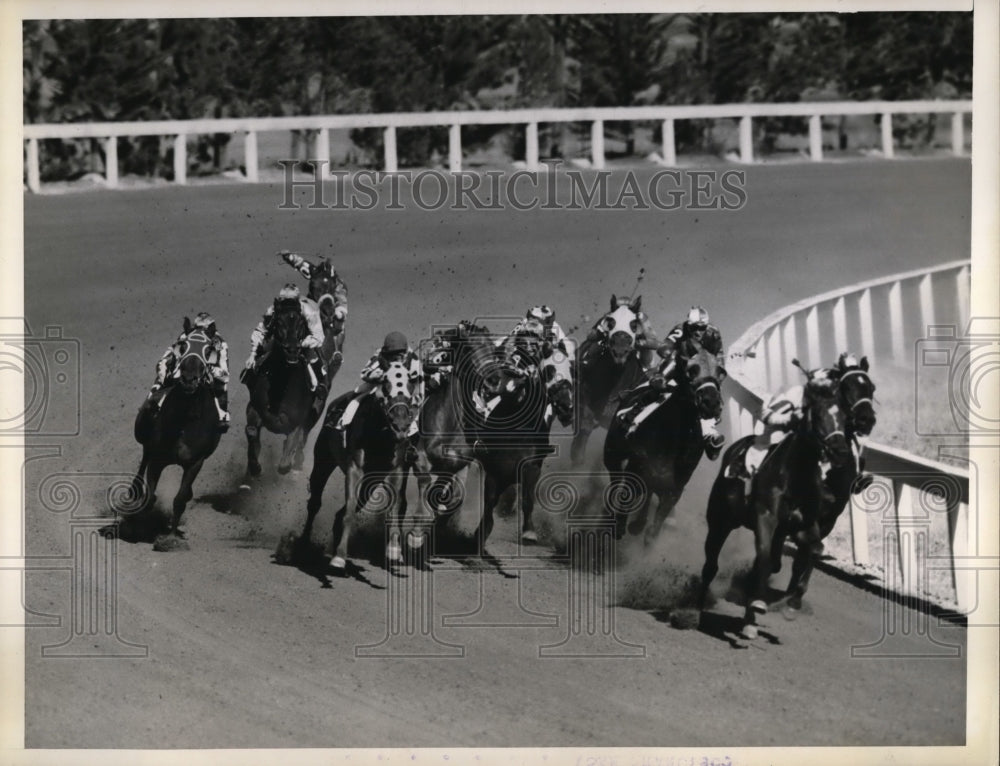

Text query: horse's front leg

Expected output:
[303,425,339,545]
[171,459,205,539]
[700,478,739,611]
[519,458,543,543]
[245,404,263,480]
[743,498,780,639]
[645,483,682,546]
[385,468,407,564]
[570,407,596,466]
[786,516,823,611]
[332,452,364,570]
[279,425,307,475]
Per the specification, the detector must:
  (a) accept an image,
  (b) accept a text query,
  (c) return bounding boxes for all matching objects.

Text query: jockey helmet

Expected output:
[520,318,545,338]
[686,306,710,330]
[527,305,554,327]
[193,312,216,334]
[837,352,859,370]
[381,331,409,355]
[278,284,301,301]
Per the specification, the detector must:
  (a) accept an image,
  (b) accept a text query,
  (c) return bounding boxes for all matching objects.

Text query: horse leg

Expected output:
[519,459,542,542]
[332,457,363,570]
[245,404,263,480]
[570,419,594,466]
[303,427,339,546]
[385,469,407,564]
[786,523,823,611]
[743,504,779,639]
[279,426,306,475]
[645,483,682,547]
[475,472,504,552]
[700,474,744,610]
[171,459,205,539]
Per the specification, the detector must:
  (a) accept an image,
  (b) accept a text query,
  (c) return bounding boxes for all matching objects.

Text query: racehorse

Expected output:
[603,337,725,544]
[699,362,858,640]
[305,257,346,385]
[243,298,321,477]
[473,337,566,544]
[410,321,498,524]
[128,325,222,547]
[299,360,424,572]
[571,295,652,464]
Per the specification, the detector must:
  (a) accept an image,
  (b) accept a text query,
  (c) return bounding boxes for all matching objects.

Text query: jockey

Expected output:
[278,250,348,319]
[741,353,874,488]
[146,312,230,430]
[504,306,575,358]
[243,284,328,409]
[583,298,660,370]
[278,249,348,376]
[336,331,422,431]
[616,306,726,456]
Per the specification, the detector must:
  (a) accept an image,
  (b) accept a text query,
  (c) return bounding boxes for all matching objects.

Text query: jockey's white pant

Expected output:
[338,392,369,429]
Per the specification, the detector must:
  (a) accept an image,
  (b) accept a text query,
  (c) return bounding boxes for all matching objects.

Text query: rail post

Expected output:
[384,126,398,173]
[662,118,676,166]
[104,136,118,188]
[172,135,187,184]
[809,115,823,161]
[739,116,754,163]
[26,138,41,192]
[525,122,539,171]
[449,124,462,172]
[244,131,258,182]
[591,120,605,169]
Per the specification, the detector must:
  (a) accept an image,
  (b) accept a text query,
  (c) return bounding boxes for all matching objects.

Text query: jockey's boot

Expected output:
[214,392,230,433]
[701,419,725,460]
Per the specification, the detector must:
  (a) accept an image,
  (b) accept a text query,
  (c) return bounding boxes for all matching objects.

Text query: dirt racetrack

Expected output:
[22,159,970,748]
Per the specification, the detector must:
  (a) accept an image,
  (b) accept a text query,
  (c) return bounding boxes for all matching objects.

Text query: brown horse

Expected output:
[300,360,424,573]
[128,326,222,548]
[603,338,725,544]
[699,363,856,640]
[571,295,652,464]
[243,299,320,478]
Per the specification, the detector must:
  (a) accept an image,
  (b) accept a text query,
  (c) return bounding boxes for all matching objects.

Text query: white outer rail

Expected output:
[726,260,973,613]
[23,99,971,192]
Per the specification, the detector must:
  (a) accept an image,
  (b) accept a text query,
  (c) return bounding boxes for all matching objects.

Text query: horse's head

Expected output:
[308,259,339,328]
[377,360,421,440]
[677,339,726,422]
[835,353,877,437]
[272,298,307,364]
[539,347,574,427]
[599,299,642,365]
[800,366,852,466]
[177,353,207,394]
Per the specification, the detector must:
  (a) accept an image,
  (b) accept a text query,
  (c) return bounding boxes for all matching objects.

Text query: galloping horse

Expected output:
[472,338,566,544]
[603,338,725,544]
[129,325,222,547]
[300,360,424,572]
[571,295,651,464]
[411,321,498,521]
[243,299,321,477]
[305,257,346,386]
[699,363,857,640]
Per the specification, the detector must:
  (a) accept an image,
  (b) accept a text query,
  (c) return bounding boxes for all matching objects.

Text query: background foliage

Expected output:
[23,13,973,178]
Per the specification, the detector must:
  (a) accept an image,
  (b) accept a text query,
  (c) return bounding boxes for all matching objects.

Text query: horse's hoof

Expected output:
[750,599,768,615]
[153,534,190,552]
[386,544,403,563]
[406,531,426,550]
[739,624,759,640]
[330,555,347,572]
[521,529,538,543]
[238,483,252,493]
[277,465,291,476]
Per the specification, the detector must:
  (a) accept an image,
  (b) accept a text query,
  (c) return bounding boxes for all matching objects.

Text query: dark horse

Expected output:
[571,295,652,464]
[474,337,569,544]
[128,325,222,548]
[699,361,866,640]
[243,299,322,478]
[409,321,498,524]
[299,360,424,573]
[603,338,725,544]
